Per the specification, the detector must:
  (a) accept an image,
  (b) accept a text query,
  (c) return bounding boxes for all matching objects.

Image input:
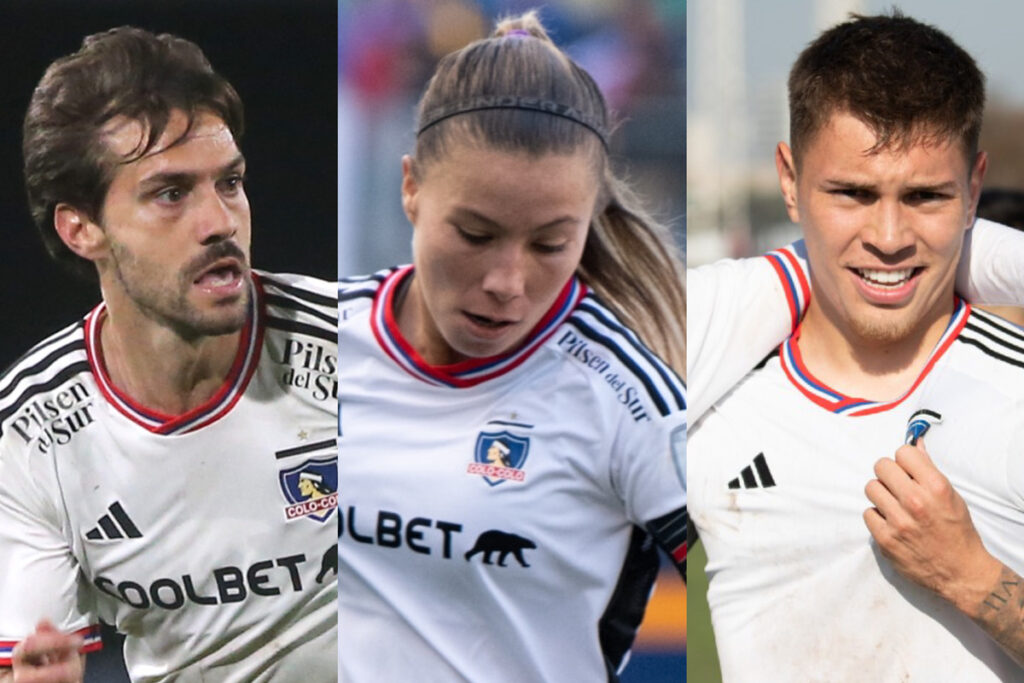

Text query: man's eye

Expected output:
[831,188,868,200]
[219,175,245,194]
[156,187,185,203]
[906,191,946,203]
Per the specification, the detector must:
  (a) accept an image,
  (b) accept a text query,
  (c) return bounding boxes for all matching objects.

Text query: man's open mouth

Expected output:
[194,259,244,289]
[854,267,921,289]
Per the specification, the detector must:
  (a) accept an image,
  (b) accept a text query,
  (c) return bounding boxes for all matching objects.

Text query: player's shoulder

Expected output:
[552,291,685,422]
[955,306,1024,388]
[338,266,401,323]
[0,318,92,441]
[257,271,338,345]
[258,270,337,308]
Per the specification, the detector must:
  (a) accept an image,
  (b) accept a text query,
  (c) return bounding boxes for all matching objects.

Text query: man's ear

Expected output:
[401,155,420,226]
[965,150,988,229]
[54,204,107,262]
[776,142,801,223]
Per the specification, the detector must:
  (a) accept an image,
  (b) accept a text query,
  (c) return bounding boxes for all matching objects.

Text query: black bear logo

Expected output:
[464,530,536,568]
[316,543,338,584]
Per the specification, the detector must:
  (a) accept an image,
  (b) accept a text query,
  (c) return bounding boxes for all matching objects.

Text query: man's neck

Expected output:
[98,301,242,417]
[796,298,956,402]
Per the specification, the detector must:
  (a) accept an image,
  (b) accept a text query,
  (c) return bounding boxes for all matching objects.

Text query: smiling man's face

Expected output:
[777,110,985,346]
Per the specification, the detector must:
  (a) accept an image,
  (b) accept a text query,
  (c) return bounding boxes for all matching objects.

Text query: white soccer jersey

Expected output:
[687,218,1024,423]
[337,266,686,682]
[0,272,338,682]
[687,243,809,422]
[689,300,1024,682]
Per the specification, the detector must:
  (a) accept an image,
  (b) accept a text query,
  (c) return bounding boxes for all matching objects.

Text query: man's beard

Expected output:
[846,308,920,346]
[110,239,250,341]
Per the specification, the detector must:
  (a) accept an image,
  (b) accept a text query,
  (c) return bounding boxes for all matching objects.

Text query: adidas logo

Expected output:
[727,453,776,490]
[85,501,142,540]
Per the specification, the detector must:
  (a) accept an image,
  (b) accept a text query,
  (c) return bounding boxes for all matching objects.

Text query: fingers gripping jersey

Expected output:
[689,305,1024,682]
[338,267,686,682]
[0,272,338,682]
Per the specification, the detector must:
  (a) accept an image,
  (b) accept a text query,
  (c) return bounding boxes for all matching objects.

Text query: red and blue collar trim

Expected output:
[779,297,969,416]
[765,245,811,332]
[84,275,265,435]
[370,265,586,388]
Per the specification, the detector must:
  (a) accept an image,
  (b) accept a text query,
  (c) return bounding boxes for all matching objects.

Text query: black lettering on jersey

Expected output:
[277,340,338,402]
[464,530,536,568]
[150,578,185,609]
[183,575,217,605]
[10,381,97,451]
[214,566,247,603]
[557,330,612,375]
[557,332,651,423]
[340,506,463,559]
[93,552,311,610]
[247,560,280,596]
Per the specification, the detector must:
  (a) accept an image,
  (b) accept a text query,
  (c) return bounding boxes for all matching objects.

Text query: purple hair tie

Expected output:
[506,29,531,38]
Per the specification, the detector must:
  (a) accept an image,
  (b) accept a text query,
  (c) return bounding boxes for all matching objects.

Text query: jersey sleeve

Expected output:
[688,243,810,423]
[957,219,1024,306]
[0,438,100,665]
[612,407,687,573]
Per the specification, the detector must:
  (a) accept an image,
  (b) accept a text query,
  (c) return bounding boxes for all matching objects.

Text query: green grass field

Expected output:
[686,543,722,682]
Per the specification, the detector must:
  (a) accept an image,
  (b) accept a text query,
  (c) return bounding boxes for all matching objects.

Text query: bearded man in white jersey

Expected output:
[0,28,338,682]
[689,12,1024,681]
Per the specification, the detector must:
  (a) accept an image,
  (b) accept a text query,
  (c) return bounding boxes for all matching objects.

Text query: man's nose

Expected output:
[863,199,915,256]
[194,186,240,244]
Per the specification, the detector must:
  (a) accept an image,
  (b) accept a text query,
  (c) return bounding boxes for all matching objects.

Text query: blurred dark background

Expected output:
[0,2,336,680]
[0,0,337,372]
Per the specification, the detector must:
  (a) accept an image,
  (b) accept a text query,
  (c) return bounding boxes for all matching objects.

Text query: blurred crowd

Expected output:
[338,0,685,275]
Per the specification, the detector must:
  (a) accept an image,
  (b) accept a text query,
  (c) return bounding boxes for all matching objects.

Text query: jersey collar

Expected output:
[83,274,265,434]
[779,297,969,416]
[370,265,586,388]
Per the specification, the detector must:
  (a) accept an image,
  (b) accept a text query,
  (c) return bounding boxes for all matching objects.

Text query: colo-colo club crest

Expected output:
[468,431,529,486]
[280,457,338,522]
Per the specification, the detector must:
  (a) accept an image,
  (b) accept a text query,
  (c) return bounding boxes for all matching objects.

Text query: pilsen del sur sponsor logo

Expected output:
[9,380,97,453]
[273,339,338,402]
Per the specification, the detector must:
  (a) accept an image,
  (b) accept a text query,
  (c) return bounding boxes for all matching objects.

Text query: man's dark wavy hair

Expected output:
[23,26,244,279]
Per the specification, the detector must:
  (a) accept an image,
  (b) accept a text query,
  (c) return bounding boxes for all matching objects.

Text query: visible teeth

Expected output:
[205,269,235,286]
[857,268,913,286]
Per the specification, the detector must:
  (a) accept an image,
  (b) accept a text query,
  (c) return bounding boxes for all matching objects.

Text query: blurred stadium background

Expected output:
[0,2,336,681]
[339,1,685,681]
[687,1,1024,681]
[688,0,1024,266]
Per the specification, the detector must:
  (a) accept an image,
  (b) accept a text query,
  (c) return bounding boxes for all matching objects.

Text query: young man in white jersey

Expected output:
[0,28,337,682]
[689,13,1024,681]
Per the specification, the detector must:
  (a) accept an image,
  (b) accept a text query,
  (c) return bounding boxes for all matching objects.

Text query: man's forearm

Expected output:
[968,563,1024,668]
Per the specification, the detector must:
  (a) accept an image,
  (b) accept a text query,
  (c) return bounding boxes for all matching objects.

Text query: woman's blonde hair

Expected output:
[413,11,684,375]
